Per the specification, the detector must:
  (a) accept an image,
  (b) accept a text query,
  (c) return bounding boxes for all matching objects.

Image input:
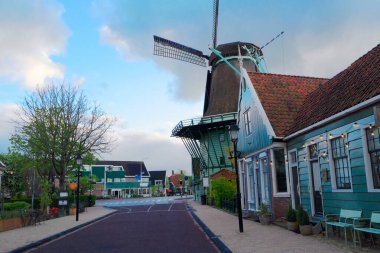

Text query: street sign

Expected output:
[184,176,188,181]
[203,177,209,187]
[59,200,68,206]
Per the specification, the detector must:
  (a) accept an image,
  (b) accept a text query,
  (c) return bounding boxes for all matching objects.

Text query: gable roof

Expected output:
[95,161,149,177]
[289,43,380,134]
[247,72,328,137]
[149,170,166,184]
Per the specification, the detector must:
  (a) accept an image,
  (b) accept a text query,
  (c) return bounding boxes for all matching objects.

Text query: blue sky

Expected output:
[1,0,380,173]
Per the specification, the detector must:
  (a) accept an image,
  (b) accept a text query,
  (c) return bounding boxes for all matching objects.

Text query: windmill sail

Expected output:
[212,0,219,48]
[153,35,208,67]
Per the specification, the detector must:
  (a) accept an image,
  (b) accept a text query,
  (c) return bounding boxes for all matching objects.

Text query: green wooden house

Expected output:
[284,43,380,218]
[88,161,150,198]
[236,69,327,219]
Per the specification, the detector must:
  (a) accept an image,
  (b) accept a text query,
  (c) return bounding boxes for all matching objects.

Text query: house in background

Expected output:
[88,161,150,198]
[237,69,328,219]
[149,170,166,196]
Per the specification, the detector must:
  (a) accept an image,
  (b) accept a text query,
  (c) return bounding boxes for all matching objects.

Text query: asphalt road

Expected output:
[28,201,219,253]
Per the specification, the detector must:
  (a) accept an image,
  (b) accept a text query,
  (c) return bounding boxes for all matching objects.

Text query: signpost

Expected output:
[59,192,68,216]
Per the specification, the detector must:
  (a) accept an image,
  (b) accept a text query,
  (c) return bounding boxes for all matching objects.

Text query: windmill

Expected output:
[157,0,282,204]
[153,0,277,117]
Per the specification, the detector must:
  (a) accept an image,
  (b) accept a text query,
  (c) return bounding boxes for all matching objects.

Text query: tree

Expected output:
[13,82,115,188]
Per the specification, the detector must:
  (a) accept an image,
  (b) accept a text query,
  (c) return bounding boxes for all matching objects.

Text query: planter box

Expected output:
[0,216,29,232]
[259,214,272,225]
[69,207,76,215]
[287,221,299,232]
[299,224,312,235]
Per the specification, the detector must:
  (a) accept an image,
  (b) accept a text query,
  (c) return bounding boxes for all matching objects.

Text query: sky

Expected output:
[0,0,380,174]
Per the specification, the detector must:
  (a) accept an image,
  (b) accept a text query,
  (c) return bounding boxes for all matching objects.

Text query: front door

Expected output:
[310,161,323,215]
[291,166,301,209]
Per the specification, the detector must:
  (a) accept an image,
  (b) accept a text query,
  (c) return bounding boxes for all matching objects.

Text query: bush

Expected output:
[210,177,236,207]
[285,206,297,222]
[296,206,310,225]
[3,201,30,211]
[258,203,271,216]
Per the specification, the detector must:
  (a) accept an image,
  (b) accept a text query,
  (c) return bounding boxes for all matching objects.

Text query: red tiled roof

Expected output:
[289,43,380,134]
[210,169,236,181]
[247,72,328,137]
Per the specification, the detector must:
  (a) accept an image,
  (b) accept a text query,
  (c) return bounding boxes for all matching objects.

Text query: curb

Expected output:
[188,204,232,253]
[9,211,116,253]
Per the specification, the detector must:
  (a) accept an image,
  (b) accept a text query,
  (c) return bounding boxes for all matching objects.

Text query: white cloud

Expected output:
[101,127,191,173]
[0,1,70,89]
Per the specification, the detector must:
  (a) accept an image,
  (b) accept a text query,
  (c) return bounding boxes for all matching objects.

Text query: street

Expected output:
[28,199,219,253]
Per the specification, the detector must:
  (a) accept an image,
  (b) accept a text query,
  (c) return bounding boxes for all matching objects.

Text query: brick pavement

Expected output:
[189,200,378,253]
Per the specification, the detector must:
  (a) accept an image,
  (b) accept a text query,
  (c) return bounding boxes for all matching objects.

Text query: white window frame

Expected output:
[243,109,252,136]
[107,178,112,183]
[155,180,163,185]
[288,149,300,208]
[270,144,290,197]
[362,123,380,192]
[114,178,121,183]
[328,136,353,192]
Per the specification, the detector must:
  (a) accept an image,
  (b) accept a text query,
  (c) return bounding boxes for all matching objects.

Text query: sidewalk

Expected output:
[189,200,378,253]
[0,206,116,253]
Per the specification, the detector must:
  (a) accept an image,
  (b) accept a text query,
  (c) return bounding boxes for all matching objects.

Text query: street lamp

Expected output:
[76,154,82,222]
[229,124,244,233]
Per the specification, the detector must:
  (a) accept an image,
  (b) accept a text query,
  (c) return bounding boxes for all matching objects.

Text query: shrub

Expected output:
[285,206,297,222]
[296,206,310,225]
[258,203,271,216]
[3,201,30,211]
[210,177,236,207]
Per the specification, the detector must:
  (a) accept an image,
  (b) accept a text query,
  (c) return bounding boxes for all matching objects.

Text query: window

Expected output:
[273,148,287,193]
[155,180,163,185]
[309,144,318,160]
[121,178,126,182]
[330,137,352,190]
[114,178,121,183]
[243,109,252,135]
[220,156,226,166]
[366,126,380,189]
[107,178,112,183]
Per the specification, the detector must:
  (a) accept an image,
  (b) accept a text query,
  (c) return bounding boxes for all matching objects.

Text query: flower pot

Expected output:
[286,221,299,232]
[259,214,272,225]
[69,207,76,215]
[299,224,312,235]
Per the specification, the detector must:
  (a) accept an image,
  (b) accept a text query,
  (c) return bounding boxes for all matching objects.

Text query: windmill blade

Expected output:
[153,35,208,67]
[212,0,219,48]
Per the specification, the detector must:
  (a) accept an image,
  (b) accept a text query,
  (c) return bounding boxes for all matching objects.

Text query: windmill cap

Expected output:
[209,41,262,66]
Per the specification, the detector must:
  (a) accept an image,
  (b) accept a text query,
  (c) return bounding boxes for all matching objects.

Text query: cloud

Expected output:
[0,0,70,89]
[94,0,210,101]
[101,126,191,173]
[0,103,19,152]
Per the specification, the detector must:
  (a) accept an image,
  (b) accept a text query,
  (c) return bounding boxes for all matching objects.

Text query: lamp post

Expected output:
[76,154,82,222]
[229,124,244,233]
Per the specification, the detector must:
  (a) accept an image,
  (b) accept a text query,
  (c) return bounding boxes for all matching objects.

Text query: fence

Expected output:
[220,198,236,213]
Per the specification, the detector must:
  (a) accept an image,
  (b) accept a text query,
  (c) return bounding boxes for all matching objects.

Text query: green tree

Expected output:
[40,178,52,214]
[13,82,115,189]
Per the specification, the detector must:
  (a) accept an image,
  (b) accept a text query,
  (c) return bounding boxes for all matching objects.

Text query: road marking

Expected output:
[168,203,173,211]
[147,205,153,212]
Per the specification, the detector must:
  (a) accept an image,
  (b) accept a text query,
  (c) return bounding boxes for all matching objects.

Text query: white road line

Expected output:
[168,203,173,211]
[147,205,153,212]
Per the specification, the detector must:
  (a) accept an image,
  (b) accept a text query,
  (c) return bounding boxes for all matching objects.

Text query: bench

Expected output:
[354,211,380,247]
[325,209,362,244]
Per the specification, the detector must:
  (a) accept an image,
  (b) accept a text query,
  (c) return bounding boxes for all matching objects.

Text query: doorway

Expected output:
[310,161,323,215]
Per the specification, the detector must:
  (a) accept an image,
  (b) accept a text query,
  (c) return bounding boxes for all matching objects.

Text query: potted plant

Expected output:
[285,206,298,232]
[297,206,312,235]
[258,203,272,225]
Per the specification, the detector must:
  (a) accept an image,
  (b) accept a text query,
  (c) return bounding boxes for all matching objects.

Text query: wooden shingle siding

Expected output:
[287,109,380,217]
